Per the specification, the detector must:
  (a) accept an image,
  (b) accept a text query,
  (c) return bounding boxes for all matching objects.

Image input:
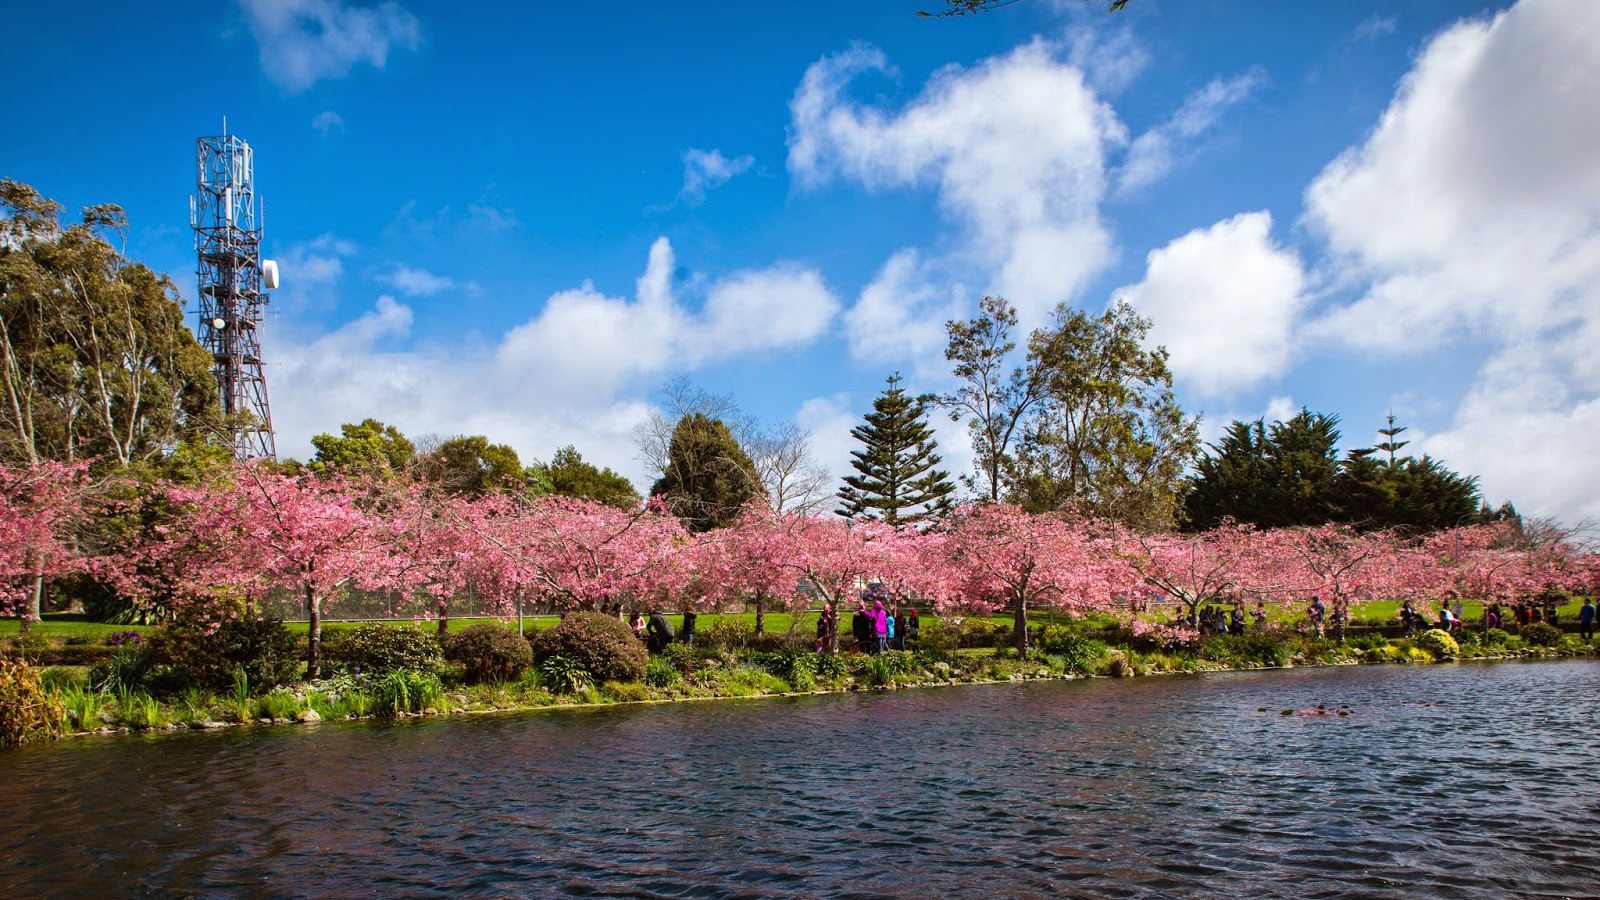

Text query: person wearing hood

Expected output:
[872,599,889,654]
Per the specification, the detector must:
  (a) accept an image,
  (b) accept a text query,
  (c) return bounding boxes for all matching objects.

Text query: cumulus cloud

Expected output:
[677,148,755,206]
[788,40,1122,329]
[496,237,838,400]
[843,249,965,370]
[311,110,344,135]
[380,264,454,297]
[1116,70,1262,195]
[1112,211,1306,396]
[270,238,839,485]
[1302,0,1600,519]
[238,0,421,93]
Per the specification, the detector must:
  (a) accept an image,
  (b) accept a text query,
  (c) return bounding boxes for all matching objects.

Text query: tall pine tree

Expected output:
[651,413,764,532]
[837,374,956,528]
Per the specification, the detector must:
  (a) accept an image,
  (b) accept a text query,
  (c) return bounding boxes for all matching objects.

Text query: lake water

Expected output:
[3,660,1597,898]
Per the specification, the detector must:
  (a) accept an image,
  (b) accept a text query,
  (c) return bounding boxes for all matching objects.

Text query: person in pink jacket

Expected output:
[872,599,889,654]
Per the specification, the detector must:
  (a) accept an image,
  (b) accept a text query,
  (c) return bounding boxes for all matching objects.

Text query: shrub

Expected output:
[812,653,848,682]
[1201,633,1293,667]
[155,613,302,692]
[444,624,532,684]
[90,643,155,694]
[529,612,647,684]
[323,624,444,676]
[1417,628,1460,659]
[1041,627,1102,674]
[538,655,589,695]
[1520,623,1561,647]
[256,687,303,720]
[699,617,753,651]
[60,684,102,731]
[1484,628,1512,647]
[761,649,818,691]
[1348,633,1390,652]
[643,656,681,688]
[373,670,445,717]
[601,680,652,702]
[0,658,64,746]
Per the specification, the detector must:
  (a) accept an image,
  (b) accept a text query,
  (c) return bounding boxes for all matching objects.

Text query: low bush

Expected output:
[444,624,532,684]
[1041,627,1104,674]
[643,656,681,688]
[537,655,589,695]
[323,624,444,676]
[256,687,303,720]
[0,658,64,746]
[372,670,445,717]
[601,680,652,702]
[1520,623,1561,647]
[90,643,155,694]
[1201,633,1293,668]
[761,649,818,691]
[529,612,647,684]
[1347,633,1390,652]
[1484,628,1512,647]
[699,617,754,651]
[1417,628,1460,659]
[154,612,301,693]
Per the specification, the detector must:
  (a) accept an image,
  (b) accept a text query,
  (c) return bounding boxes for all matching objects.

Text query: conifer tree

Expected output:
[650,413,764,532]
[837,374,956,528]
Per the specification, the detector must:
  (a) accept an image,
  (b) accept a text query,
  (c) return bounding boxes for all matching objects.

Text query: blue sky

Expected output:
[6,0,1598,522]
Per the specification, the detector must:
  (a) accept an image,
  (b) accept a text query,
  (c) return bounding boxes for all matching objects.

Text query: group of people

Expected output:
[629,608,696,653]
[1177,600,1270,637]
[838,588,919,654]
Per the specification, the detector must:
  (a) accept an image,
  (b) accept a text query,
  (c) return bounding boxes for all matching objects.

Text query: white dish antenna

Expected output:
[262,259,280,290]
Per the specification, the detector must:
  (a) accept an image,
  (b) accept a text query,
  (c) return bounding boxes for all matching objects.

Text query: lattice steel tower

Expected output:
[192,129,278,459]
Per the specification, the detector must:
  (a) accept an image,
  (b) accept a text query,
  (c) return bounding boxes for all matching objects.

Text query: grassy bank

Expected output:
[6,619,1596,745]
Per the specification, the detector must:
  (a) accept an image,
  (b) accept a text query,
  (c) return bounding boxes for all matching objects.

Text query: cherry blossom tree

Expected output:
[941,503,1126,658]
[0,461,89,631]
[691,504,808,632]
[482,495,691,613]
[1115,522,1291,631]
[1281,525,1406,623]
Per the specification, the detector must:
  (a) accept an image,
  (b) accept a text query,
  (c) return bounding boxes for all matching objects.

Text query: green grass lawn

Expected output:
[0,614,154,641]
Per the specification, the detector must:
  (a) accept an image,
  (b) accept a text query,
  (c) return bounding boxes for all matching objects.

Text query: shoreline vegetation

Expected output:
[3,607,1595,746]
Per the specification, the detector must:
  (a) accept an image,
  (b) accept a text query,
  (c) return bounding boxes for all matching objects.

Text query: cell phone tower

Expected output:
[192,126,279,460]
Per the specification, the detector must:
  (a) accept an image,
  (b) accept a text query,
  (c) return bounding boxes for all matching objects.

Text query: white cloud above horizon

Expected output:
[238,0,421,93]
[1302,0,1600,520]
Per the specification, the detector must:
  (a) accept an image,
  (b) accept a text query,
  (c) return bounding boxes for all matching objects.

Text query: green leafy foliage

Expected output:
[322,624,444,676]
[1201,633,1294,668]
[537,655,589,695]
[1417,628,1461,659]
[1519,622,1561,647]
[650,413,765,532]
[0,658,64,745]
[372,670,445,717]
[529,612,648,684]
[532,445,640,509]
[444,623,533,684]
[153,612,301,692]
[643,656,682,688]
[1484,627,1512,647]
[310,418,416,477]
[1040,626,1104,674]
[89,642,155,694]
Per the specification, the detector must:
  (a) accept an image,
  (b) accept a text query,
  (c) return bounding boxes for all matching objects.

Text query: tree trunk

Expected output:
[1014,593,1029,659]
[20,572,44,635]
[306,585,322,682]
[754,592,766,636]
[438,597,449,635]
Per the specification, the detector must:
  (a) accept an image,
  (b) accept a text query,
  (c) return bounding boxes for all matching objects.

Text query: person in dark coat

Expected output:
[851,600,872,653]
[646,611,675,653]
[680,607,698,646]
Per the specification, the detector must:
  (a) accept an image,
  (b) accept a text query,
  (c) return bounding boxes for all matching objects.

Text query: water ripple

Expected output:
[3,661,1599,897]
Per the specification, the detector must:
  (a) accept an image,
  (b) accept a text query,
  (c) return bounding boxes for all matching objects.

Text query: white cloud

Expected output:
[381,264,454,297]
[843,249,964,370]
[495,237,839,401]
[1066,26,1150,96]
[239,0,421,93]
[311,110,344,135]
[788,40,1122,328]
[1301,0,1600,520]
[1112,211,1306,396]
[1353,15,1399,42]
[1116,70,1262,195]
[270,239,839,487]
[678,148,754,205]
